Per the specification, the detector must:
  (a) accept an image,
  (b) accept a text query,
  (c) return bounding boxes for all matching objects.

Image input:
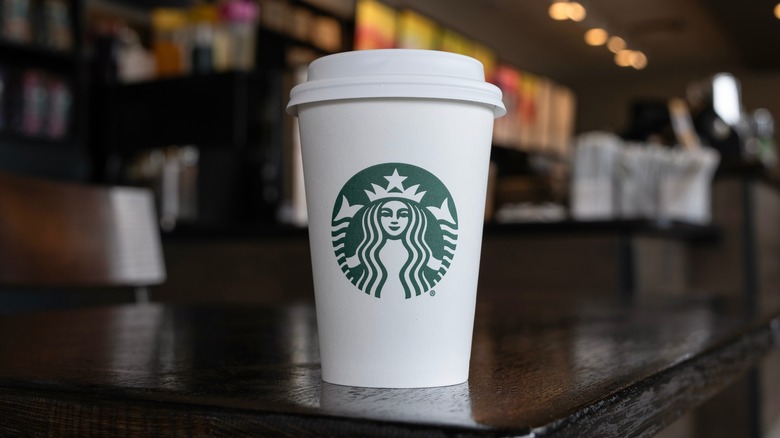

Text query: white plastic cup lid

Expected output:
[287,49,506,118]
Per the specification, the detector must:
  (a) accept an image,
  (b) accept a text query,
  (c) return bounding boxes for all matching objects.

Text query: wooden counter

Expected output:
[0,299,777,436]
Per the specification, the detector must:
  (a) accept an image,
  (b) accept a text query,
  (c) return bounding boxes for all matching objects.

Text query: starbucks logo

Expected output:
[332,163,458,299]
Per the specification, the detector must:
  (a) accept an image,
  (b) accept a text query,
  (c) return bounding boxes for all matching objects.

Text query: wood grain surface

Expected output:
[0,300,777,437]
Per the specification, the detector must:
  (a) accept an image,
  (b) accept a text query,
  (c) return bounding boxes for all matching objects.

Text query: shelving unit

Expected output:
[90,0,354,227]
[0,0,88,181]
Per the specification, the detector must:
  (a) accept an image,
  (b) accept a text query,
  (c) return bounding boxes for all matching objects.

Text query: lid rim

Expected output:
[287,49,506,119]
[288,75,506,118]
[289,94,506,117]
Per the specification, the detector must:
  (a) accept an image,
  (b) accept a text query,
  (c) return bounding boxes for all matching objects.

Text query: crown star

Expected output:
[365,169,426,203]
[384,169,407,192]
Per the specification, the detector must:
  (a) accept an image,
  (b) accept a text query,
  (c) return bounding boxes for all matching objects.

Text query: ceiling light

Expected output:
[713,73,741,125]
[548,1,570,20]
[607,36,626,53]
[567,2,586,21]
[615,50,633,67]
[584,28,608,46]
[775,2,780,19]
[630,51,648,69]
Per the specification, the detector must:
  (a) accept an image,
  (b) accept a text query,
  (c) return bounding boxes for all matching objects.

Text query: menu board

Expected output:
[490,63,576,155]
[548,85,576,155]
[534,77,553,151]
[439,28,473,57]
[352,1,577,157]
[492,65,520,147]
[397,9,438,49]
[354,0,397,50]
[471,42,497,81]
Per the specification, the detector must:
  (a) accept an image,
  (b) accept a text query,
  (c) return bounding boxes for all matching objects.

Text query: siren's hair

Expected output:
[352,199,436,298]
[398,203,434,298]
[354,203,386,297]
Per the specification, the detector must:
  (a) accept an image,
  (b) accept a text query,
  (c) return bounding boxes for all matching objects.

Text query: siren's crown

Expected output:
[365,169,426,203]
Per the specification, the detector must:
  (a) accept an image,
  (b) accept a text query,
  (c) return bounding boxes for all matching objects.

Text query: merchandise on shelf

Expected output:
[124,145,200,232]
[257,0,345,52]
[219,0,259,72]
[746,108,777,168]
[258,0,287,34]
[354,0,395,50]
[190,3,218,74]
[289,5,312,43]
[1,0,73,50]
[570,132,721,224]
[310,14,339,52]
[116,26,155,83]
[45,74,71,138]
[21,69,47,136]
[0,66,71,139]
[151,8,189,77]
[41,0,72,50]
[1,0,34,43]
[145,1,260,79]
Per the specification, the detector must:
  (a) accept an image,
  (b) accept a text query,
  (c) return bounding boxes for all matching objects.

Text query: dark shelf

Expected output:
[716,159,780,192]
[256,0,355,56]
[112,69,256,86]
[294,0,355,22]
[485,219,722,242]
[158,218,721,243]
[257,27,336,57]
[98,71,257,153]
[161,223,308,241]
[0,135,89,181]
[0,39,78,71]
[0,130,76,149]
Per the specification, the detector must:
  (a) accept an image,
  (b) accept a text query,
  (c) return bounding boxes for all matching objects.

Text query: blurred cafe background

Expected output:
[1,0,780,436]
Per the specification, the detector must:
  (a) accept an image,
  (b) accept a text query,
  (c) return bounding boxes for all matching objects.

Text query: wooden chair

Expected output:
[0,172,166,307]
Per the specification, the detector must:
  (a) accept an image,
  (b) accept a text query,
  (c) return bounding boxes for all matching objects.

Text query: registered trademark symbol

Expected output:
[430,290,436,296]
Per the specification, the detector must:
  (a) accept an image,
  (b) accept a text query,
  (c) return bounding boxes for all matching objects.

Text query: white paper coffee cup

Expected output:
[288,49,505,388]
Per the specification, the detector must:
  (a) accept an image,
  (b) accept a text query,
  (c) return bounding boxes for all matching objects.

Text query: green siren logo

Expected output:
[332,163,458,299]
